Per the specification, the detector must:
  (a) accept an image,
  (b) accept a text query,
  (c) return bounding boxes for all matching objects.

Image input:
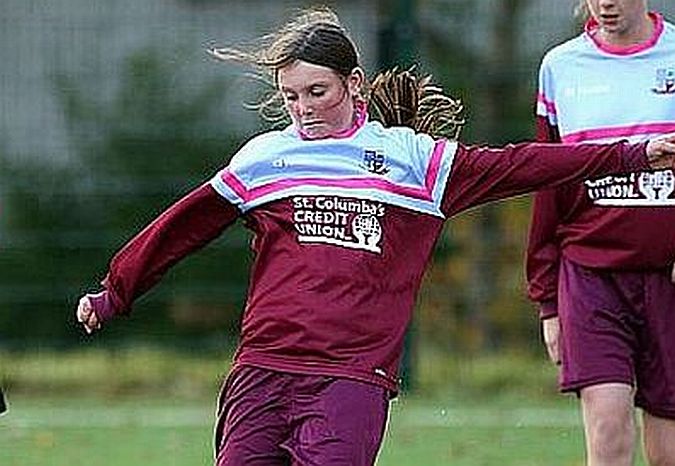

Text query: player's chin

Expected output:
[599,19,622,33]
[300,124,331,140]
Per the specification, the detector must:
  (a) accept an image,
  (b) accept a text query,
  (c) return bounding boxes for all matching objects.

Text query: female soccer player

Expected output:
[527,1,675,464]
[77,6,675,466]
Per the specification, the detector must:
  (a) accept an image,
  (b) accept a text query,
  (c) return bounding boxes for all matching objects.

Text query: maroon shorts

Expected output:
[558,257,675,419]
[213,365,389,466]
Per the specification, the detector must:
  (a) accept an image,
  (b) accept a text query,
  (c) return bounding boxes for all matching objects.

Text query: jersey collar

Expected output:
[585,12,663,56]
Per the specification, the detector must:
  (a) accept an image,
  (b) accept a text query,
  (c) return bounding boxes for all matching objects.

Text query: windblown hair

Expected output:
[209,6,464,140]
[208,7,354,124]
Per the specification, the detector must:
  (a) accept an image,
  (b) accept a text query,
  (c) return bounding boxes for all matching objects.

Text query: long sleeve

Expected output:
[440,138,648,217]
[526,116,563,318]
[89,183,240,322]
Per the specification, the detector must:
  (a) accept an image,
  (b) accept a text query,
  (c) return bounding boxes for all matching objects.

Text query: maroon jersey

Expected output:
[89,119,648,392]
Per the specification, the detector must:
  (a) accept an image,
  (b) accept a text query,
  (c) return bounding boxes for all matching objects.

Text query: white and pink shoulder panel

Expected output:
[210,120,458,218]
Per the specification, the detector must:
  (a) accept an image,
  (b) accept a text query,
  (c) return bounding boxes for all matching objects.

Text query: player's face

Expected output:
[278,60,363,140]
[585,0,650,41]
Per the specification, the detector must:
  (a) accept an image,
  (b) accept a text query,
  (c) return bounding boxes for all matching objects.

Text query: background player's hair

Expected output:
[208,6,463,140]
[574,0,590,22]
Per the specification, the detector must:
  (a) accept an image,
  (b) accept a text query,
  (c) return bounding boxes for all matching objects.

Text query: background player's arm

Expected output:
[526,115,563,319]
[526,115,563,365]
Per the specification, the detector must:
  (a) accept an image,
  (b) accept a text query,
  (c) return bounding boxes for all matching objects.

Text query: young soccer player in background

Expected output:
[76,6,675,466]
[527,1,675,464]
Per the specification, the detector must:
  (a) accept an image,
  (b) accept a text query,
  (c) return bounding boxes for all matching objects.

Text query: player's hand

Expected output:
[542,316,561,366]
[646,133,675,170]
[671,263,675,284]
[76,295,101,334]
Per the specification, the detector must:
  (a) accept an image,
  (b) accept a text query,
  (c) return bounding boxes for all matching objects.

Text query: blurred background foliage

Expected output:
[2,0,675,394]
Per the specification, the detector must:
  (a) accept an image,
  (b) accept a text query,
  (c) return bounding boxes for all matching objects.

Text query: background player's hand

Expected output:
[671,263,675,284]
[646,133,675,170]
[76,295,101,334]
[542,316,561,366]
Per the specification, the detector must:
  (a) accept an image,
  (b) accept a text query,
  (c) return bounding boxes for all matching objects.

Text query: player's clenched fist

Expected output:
[646,133,675,170]
[76,295,101,334]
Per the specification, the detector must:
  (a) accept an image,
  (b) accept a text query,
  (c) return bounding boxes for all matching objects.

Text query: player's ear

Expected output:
[347,67,365,99]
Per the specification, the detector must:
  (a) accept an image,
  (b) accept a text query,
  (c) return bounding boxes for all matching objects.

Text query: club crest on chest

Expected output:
[653,67,675,94]
[361,149,390,175]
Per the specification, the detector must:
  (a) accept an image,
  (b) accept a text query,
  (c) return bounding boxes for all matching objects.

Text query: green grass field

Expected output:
[0,395,601,466]
[0,349,648,465]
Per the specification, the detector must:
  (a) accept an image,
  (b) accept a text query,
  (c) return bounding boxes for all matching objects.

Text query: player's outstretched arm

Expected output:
[442,133,675,217]
[75,183,239,336]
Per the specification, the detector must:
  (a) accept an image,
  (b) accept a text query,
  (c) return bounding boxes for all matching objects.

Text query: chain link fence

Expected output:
[1,0,674,352]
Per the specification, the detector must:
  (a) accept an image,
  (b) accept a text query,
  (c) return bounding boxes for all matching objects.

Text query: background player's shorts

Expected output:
[214,365,389,466]
[558,256,675,419]
[0,388,6,414]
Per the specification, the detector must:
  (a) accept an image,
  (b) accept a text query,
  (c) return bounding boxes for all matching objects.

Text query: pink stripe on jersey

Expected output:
[585,12,663,56]
[265,175,430,201]
[537,93,557,116]
[220,170,250,200]
[424,139,446,194]
[562,122,675,143]
[220,139,448,204]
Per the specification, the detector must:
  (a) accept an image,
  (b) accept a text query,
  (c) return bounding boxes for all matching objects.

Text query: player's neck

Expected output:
[597,13,654,47]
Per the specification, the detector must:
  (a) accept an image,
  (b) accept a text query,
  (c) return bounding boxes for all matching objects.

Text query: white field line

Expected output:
[0,405,581,429]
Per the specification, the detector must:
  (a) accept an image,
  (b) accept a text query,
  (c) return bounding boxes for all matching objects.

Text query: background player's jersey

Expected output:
[528,13,675,310]
[538,14,675,150]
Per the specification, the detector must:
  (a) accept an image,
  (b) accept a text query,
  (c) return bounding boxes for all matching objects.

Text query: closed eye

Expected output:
[309,86,327,97]
[283,92,298,102]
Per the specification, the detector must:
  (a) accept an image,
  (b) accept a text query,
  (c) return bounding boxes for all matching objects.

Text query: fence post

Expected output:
[377,0,418,392]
